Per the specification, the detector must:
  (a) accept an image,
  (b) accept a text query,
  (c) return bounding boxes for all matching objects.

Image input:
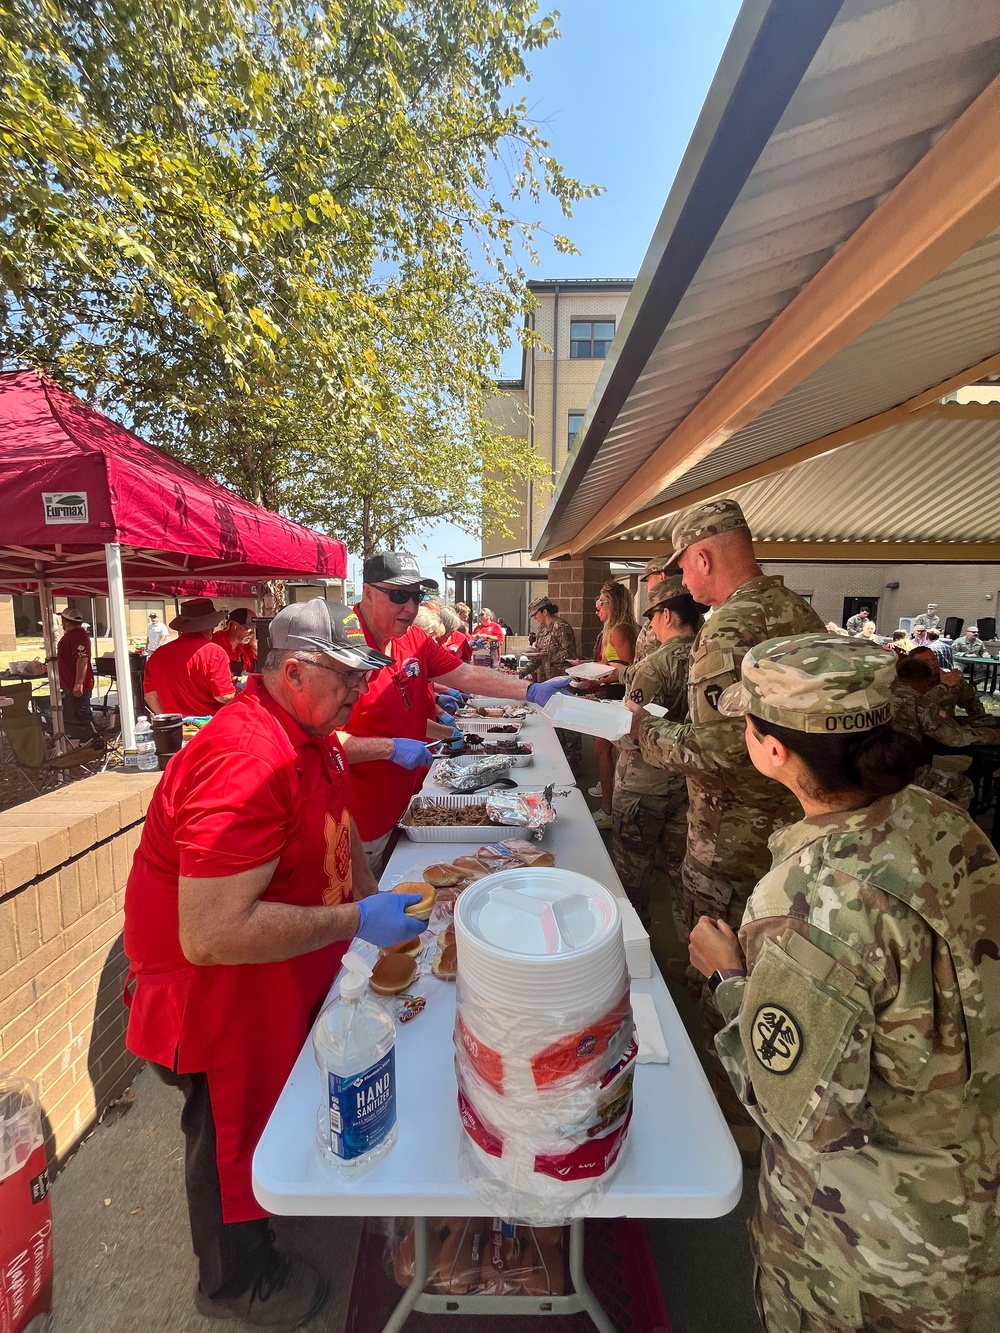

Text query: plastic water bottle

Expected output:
[135,717,157,771]
[313,953,397,1178]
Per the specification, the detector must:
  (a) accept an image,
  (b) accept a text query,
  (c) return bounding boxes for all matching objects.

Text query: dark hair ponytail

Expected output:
[659,593,709,633]
[750,719,922,802]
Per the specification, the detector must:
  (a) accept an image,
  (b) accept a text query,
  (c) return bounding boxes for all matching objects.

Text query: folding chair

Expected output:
[0,710,105,796]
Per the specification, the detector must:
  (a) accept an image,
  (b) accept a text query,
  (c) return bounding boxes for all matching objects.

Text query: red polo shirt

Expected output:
[143,633,234,715]
[475,621,505,641]
[57,627,94,692]
[344,606,460,839]
[442,630,473,662]
[212,629,255,675]
[124,677,354,1221]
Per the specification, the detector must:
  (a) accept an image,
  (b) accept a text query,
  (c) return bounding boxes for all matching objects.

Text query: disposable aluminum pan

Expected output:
[398,793,550,844]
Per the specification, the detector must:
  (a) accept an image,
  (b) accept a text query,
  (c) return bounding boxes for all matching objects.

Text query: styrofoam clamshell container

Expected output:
[541,694,631,742]
[454,868,624,1013]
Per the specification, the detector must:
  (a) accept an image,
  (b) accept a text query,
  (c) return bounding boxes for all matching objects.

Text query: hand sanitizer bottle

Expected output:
[313,953,397,1178]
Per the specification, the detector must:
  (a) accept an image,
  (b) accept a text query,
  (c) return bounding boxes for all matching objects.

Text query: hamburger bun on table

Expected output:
[392,882,437,920]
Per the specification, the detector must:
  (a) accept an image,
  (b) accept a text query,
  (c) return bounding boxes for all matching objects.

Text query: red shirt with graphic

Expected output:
[57,627,94,692]
[344,608,460,839]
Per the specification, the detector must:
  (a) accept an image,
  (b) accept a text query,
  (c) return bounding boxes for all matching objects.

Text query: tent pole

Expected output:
[104,543,137,748]
[35,567,66,755]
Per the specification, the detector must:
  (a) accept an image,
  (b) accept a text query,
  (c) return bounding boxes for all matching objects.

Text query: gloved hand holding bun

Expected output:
[356,891,424,946]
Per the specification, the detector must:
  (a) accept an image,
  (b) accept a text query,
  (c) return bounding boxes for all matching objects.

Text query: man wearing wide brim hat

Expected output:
[144,597,235,717]
[634,552,675,662]
[626,497,824,1158]
[613,575,707,944]
[124,600,421,1326]
[56,605,100,744]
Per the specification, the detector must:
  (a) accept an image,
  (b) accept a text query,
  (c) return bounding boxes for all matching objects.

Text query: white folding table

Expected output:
[253,791,742,1332]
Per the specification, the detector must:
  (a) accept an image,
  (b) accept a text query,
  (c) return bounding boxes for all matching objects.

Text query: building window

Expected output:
[569,320,615,359]
[568,412,584,451]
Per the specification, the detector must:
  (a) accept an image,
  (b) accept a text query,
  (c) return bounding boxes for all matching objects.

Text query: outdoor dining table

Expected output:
[253,740,742,1333]
[422,699,576,794]
[954,653,999,694]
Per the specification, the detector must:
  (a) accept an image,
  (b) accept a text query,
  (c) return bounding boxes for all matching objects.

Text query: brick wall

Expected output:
[0,594,15,652]
[0,771,161,1163]
[546,557,612,658]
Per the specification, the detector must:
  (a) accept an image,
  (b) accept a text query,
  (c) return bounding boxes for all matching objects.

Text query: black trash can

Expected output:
[151,713,184,770]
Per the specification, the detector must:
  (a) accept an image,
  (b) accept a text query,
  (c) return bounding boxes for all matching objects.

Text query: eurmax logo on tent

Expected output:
[42,492,89,524]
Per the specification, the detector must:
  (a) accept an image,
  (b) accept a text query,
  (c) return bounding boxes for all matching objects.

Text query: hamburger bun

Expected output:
[393,882,437,920]
[432,941,458,981]
[380,936,423,959]
[422,863,466,888]
[370,953,418,995]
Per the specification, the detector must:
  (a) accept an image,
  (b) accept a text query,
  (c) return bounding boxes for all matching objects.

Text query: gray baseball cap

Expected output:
[269,600,392,670]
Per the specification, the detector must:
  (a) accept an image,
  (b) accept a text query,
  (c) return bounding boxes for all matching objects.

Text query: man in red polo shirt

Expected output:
[55,606,99,744]
[143,597,236,717]
[212,607,258,680]
[124,601,419,1328]
[341,552,571,872]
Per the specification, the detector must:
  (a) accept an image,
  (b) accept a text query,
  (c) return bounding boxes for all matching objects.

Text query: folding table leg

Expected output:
[381,1217,430,1333]
[567,1218,618,1333]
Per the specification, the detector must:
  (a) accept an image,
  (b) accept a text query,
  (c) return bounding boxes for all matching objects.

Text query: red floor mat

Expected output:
[342,1218,672,1333]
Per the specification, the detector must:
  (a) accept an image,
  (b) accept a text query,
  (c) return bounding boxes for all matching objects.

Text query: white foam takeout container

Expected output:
[541,693,632,742]
[565,661,616,681]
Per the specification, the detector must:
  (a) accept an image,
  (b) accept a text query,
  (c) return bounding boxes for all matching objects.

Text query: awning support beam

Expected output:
[559,72,1000,557]
[105,543,137,749]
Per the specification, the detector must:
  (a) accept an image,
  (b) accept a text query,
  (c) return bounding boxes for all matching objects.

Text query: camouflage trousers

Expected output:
[753,1221,977,1332]
[610,787,687,937]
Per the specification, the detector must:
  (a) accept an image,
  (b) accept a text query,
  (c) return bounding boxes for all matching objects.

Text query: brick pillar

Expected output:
[545,556,612,659]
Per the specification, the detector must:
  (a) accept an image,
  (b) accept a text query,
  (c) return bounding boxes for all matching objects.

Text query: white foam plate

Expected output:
[541,693,632,742]
[565,662,616,681]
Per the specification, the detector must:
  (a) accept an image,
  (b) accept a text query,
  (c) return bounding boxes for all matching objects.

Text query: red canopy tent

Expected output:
[0,370,347,746]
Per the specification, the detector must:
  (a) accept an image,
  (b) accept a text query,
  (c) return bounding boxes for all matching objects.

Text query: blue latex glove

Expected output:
[356,892,424,946]
[436,687,467,714]
[445,719,464,753]
[390,737,435,770]
[526,676,572,707]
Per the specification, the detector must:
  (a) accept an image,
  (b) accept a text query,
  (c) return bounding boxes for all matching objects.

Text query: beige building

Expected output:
[477,279,634,632]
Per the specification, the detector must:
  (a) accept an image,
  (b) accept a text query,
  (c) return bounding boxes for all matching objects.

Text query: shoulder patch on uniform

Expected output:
[629,688,644,705]
[751,1004,802,1075]
[704,683,722,711]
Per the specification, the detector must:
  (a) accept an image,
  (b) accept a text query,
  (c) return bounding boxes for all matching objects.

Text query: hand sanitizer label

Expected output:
[326,1051,396,1160]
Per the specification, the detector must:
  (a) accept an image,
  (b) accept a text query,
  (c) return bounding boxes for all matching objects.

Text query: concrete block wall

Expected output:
[0,595,15,653]
[546,557,612,659]
[0,771,161,1163]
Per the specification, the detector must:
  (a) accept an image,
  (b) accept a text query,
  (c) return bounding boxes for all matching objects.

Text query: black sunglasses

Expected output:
[374,585,422,605]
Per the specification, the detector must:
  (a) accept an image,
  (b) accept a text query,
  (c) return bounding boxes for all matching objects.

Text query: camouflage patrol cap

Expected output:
[642,553,674,577]
[718,633,898,735]
[527,594,556,614]
[670,497,750,558]
[641,575,687,619]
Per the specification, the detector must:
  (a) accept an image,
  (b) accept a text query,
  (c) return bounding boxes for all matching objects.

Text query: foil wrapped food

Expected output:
[435,756,515,791]
[485,787,557,831]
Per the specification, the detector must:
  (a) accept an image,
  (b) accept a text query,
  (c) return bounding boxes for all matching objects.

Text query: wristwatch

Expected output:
[707,968,745,995]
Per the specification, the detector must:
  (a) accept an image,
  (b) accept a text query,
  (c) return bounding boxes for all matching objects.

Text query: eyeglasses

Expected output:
[373,585,422,605]
[595,598,610,607]
[300,660,377,688]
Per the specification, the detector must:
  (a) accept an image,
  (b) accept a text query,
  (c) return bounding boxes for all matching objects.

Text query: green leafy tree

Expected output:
[0,0,598,555]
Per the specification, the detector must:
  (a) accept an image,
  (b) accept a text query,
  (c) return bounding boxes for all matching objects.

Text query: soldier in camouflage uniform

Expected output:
[912,602,941,631]
[956,626,990,688]
[630,499,824,932]
[844,607,870,636]
[690,634,1000,1333]
[633,554,674,662]
[891,655,1000,749]
[613,577,704,936]
[523,594,581,775]
[628,498,824,1152]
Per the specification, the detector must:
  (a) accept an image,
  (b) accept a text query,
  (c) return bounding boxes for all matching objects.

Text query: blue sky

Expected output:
[350,0,743,594]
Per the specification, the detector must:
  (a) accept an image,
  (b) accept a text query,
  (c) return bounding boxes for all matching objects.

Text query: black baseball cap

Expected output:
[363,551,439,590]
[269,600,392,670]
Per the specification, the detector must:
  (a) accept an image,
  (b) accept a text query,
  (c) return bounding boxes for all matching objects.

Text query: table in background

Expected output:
[424,702,576,794]
[955,654,999,694]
